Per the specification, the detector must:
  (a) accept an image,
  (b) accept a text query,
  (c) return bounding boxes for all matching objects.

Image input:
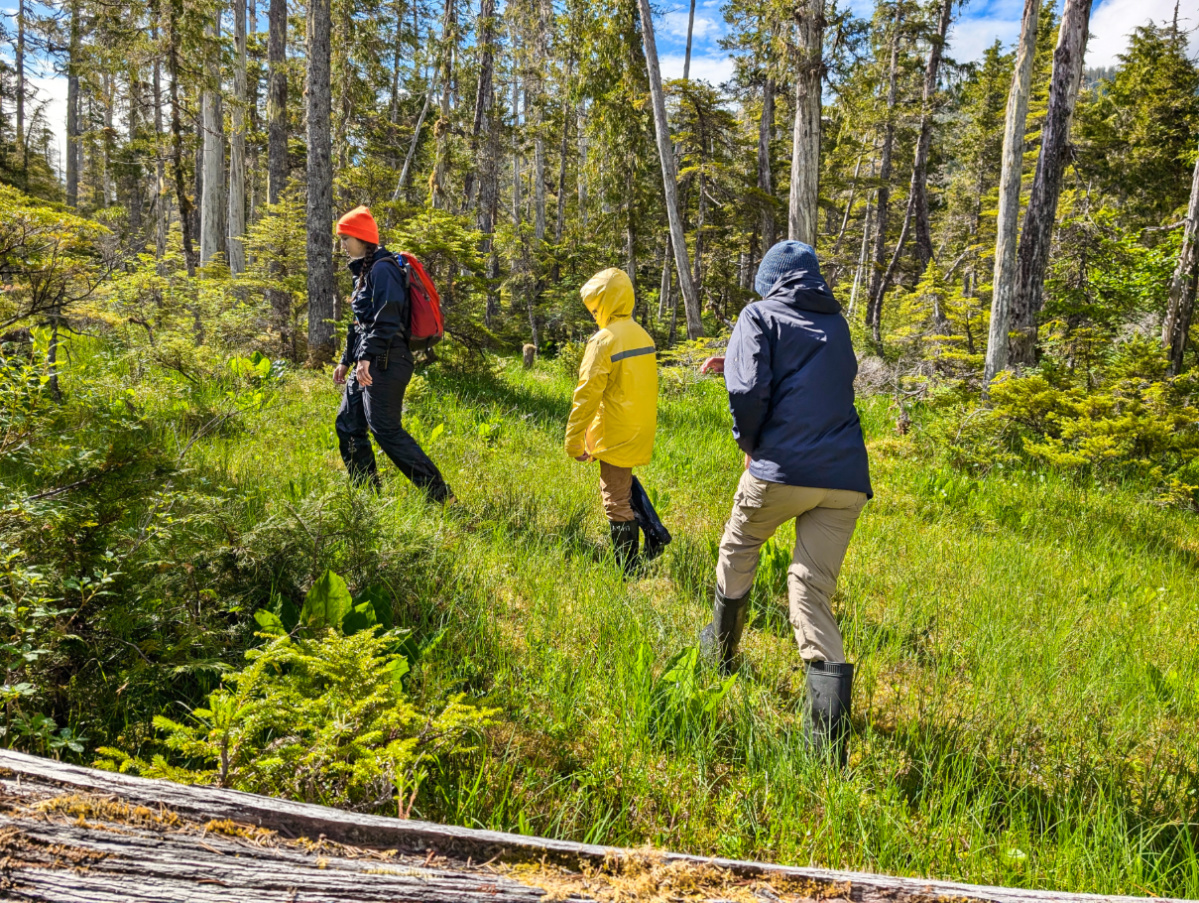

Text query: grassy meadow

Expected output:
[22,343,1199,898]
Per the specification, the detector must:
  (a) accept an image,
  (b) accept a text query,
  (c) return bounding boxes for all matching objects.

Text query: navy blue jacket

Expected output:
[340,247,410,366]
[725,270,872,497]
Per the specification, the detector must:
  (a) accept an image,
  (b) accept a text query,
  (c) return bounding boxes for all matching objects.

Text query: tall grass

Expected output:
[64,349,1199,896]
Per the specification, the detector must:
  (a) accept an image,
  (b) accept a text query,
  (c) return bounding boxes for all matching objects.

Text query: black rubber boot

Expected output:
[698,587,750,674]
[609,521,641,576]
[630,477,672,562]
[803,660,854,767]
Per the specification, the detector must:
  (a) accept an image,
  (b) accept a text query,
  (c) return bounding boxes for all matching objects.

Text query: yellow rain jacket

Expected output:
[564,269,658,468]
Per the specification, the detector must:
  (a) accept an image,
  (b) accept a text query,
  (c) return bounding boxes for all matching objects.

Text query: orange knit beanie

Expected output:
[335,206,379,244]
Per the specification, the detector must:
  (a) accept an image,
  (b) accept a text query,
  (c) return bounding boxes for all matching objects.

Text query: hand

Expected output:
[333,364,348,385]
[575,453,593,463]
[355,359,373,387]
[744,453,752,470]
[700,355,725,375]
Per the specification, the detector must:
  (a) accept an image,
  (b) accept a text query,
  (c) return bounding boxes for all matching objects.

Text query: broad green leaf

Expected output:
[302,570,353,632]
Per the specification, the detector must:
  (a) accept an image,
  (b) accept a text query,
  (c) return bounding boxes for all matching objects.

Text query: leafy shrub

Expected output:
[633,643,736,750]
[941,338,1199,505]
[98,570,494,813]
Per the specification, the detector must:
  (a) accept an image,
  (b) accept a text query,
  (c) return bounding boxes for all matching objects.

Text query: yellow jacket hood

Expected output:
[564,271,658,469]
[581,268,635,329]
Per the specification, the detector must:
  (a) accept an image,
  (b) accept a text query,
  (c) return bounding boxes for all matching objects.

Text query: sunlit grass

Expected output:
[139,352,1199,896]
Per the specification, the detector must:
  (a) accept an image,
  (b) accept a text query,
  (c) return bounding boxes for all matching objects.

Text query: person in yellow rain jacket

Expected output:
[565,268,669,574]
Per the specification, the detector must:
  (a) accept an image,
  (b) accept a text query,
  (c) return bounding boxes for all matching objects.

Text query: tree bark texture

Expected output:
[306,0,337,363]
[463,0,496,212]
[394,92,431,202]
[636,0,703,339]
[0,749,1173,903]
[152,27,167,263]
[788,0,824,246]
[1009,0,1092,366]
[267,0,288,205]
[16,0,25,175]
[430,0,456,209]
[66,0,81,208]
[910,0,953,275]
[1162,140,1199,375]
[984,0,1042,384]
[228,0,248,275]
[865,4,903,346]
[166,0,196,275]
[757,77,777,265]
[683,0,697,81]
[200,13,226,267]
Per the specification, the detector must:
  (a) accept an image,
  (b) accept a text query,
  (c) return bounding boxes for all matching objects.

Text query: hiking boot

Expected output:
[609,520,640,576]
[630,477,672,562]
[699,586,750,674]
[803,660,854,768]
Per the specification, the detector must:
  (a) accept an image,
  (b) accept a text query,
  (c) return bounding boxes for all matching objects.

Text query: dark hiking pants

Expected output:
[335,354,451,502]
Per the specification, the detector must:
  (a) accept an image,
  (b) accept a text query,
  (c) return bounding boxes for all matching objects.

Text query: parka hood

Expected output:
[761,270,841,316]
[581,268,635,328]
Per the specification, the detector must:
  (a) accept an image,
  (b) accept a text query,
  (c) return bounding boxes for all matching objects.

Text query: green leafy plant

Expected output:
[634,643,736,749]
[96,625,495,814]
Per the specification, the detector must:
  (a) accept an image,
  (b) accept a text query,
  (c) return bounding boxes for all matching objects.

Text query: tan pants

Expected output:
[599,460,635,522]
[716,471,867,663]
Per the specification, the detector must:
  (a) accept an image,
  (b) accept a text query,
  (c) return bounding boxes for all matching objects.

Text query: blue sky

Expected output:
[655,0,1199,82]
[5,0,1197,171]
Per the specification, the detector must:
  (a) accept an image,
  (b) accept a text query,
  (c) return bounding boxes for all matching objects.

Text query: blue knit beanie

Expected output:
[755,240,822,297]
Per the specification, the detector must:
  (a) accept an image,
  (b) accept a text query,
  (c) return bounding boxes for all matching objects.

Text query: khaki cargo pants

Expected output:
[599,460,635,523]
[716,471,868,663]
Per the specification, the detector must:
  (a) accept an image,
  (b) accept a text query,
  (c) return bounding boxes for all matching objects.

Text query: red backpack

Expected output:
[397,252,444,351]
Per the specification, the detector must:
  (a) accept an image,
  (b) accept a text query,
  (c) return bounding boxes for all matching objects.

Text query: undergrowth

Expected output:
[2,337,1198,897]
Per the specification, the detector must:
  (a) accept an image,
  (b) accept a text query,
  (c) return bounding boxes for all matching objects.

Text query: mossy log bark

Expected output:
[0,749,1178,903]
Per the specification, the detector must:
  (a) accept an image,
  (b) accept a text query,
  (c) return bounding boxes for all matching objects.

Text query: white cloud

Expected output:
[946,15,1023,62]
[662,10,720,42]
[659,52,736,84]
[27,76,68,175]
[1087,0,1198,67]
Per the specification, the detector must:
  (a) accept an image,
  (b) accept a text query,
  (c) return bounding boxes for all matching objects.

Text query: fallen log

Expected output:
[0,748,1178,903]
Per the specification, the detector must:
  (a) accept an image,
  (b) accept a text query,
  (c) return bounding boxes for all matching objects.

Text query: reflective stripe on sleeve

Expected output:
[610,346,656,363]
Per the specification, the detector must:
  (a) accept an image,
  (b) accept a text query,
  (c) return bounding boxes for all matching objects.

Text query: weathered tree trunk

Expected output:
[984,0,1042,384]
[757,77,776,266]
[847,184,874,319]
[910,0,953,275]
[127,71,144,238]
[152,25,167,264]
[306,0,337,364]
[66,0,81,208]
[682,0,697,81]
[865,4,902,346]
[511,58,522,224]
[200,12,226,266]
[826,153,864,289]
[267,0,288,204]
[577,105,588,226]
[1162,140,1199,376]
[788,0,824,246]
[394,92,431,202]
[636,0,703,338]
[166,0,196,275]
[228,0,247,275]
[1009,0,1092,366]
[463,0,496,211]
[626,167,638,299]
[16,0,26,178]
[430,0,455,208]
[659,236,672,319]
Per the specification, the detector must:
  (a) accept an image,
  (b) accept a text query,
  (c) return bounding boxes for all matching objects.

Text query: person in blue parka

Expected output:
[699,239,872,766]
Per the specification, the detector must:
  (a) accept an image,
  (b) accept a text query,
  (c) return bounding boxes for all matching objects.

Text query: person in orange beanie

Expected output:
[332,205,453,503]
